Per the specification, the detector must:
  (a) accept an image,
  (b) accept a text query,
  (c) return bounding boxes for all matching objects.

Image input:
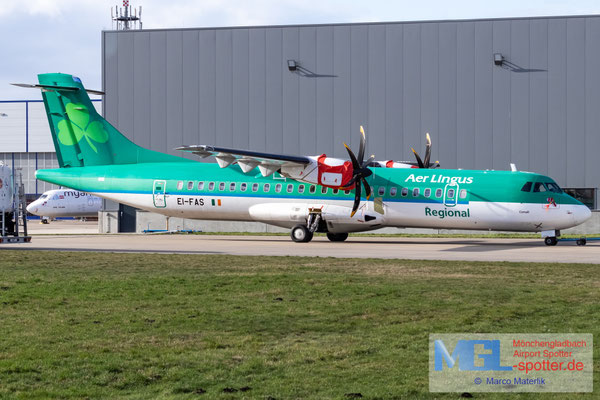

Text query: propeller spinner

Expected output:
[342,126,375,217]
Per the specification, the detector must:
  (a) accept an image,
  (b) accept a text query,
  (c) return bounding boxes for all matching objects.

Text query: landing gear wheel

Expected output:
[544,237,558,246]
[291,225,313,243]
[327,232,348,242]
[576,238,587,246]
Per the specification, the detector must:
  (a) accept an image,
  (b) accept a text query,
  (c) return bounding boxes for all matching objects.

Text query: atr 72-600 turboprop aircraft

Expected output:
[17,73,591,245]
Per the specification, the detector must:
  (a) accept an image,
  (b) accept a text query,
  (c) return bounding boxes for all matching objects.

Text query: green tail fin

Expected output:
[38,73,189,167]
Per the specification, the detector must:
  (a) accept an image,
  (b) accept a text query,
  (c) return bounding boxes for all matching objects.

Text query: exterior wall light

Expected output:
[287,60,297,71]
[494,53,504,66]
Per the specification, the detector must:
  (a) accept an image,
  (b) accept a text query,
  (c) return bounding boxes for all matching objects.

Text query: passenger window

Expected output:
[287,184,293,193]
[459,189,467,199]
[424,188,431,198]
[333,188,339,194]
[219,182,225,191]
[275,183,282,193]
[435,188,442,198]
[533,182,546,192]
[208,182,215,191]
[187,181,194,190]
[344,189,351,195]
[177,181,183,190]
[252,183,258,192]
[310,185,316,194]
[401,187,408,197]
[240,183,247,192]
[321,186,328,194]
[230,183,236,191]
[263,183,270,192]
[390,187,397,196]
[447,189,455,198]
[521,182,532,192]
[412,188,419,197]
[198,181,204,191]
[299,184,305,193]
[378,187,385,196]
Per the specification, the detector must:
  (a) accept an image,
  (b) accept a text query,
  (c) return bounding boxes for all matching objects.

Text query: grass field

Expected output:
[0,251,597,399]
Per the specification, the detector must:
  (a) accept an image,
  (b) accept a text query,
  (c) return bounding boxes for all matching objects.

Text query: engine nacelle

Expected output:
[248,202,385,233]
[279,154,354,189]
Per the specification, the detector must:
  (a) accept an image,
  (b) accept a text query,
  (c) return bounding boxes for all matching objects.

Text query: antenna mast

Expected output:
[111,0,142,30]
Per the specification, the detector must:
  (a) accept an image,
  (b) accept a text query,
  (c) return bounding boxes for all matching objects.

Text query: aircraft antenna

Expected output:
[112,0,142,30]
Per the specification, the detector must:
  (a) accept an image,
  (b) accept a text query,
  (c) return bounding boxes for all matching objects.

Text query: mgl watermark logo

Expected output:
[434,339,512,371]
[429,334,592,393]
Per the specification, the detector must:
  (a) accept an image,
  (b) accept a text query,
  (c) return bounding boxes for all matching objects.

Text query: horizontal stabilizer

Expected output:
[11,83,104,95]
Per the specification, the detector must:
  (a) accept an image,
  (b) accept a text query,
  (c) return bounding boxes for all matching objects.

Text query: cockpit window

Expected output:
[533,182,547,193]
[545,182,562,193]
[521,182,532,192]
[40,195,48,199]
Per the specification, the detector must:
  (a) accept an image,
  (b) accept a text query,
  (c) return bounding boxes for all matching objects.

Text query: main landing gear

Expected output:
[290,208,349,243]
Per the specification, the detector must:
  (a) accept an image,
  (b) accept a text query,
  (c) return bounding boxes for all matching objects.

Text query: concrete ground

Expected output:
[3,220,599,263]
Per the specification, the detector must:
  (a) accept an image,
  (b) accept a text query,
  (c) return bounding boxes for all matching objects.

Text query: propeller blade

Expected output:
[344,143,360,169]
[412,147,425,168]
[423,132,432,167]
[361,154,375,169]
[362,178,372,200]
[358,126,366,164]
[350,181,362,217]
[342,176,358,188]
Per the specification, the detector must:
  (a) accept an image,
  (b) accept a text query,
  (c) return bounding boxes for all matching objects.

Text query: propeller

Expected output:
[411,133,439,168]
[342,126,375,217]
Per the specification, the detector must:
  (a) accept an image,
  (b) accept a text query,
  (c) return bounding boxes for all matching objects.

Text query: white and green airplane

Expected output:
[18,73,591,245]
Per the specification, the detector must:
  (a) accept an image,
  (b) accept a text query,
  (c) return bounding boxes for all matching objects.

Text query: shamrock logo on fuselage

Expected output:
[57,102,108,153]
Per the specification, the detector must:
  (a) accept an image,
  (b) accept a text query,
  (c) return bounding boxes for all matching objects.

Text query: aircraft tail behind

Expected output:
[37,73,187,167]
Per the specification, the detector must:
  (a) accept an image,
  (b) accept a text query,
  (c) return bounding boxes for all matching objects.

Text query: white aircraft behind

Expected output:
[27,189,102,223]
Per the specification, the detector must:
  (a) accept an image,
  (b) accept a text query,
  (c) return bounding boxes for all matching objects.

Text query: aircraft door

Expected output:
[443,182,458,207]
[87,196,94,207]
[153,180,167,208]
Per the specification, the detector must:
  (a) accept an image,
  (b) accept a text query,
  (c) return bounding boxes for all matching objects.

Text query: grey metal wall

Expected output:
[102,16,600,190]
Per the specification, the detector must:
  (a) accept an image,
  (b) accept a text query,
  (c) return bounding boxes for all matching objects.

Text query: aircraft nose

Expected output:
[26,203,35,213]
[574,205,592,226]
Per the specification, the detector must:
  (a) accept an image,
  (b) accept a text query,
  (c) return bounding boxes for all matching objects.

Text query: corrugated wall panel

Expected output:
[473,22,493,170]
[298,27,317,156]
[116,32,135,141]
[332,26,351,159]
[198,30,217,147]
[438,23,458,169]
[528,19,549,175]
[492,20,511,170]
[585,18,600,189]
[249,29,267,151]
[402,24,420,162]
[148,31,167,152]
[216,30,233,147]
[182,30,199,159]
[315,26,335,156]
[509,19,530,171]
[547,19,567,184]
[565,18,586,187]
[350,25,368,154]
[384,24,403,161]
[456,22,475,170]
[232,29,250,149]
[282,28,300,154]
[265,29,283,153]
[368,25,386,156]
[166,31,184,155]
[420,23,438,163]
[132,32,151,149]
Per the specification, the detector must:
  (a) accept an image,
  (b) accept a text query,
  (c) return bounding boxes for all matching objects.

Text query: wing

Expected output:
[176,145,312,177]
